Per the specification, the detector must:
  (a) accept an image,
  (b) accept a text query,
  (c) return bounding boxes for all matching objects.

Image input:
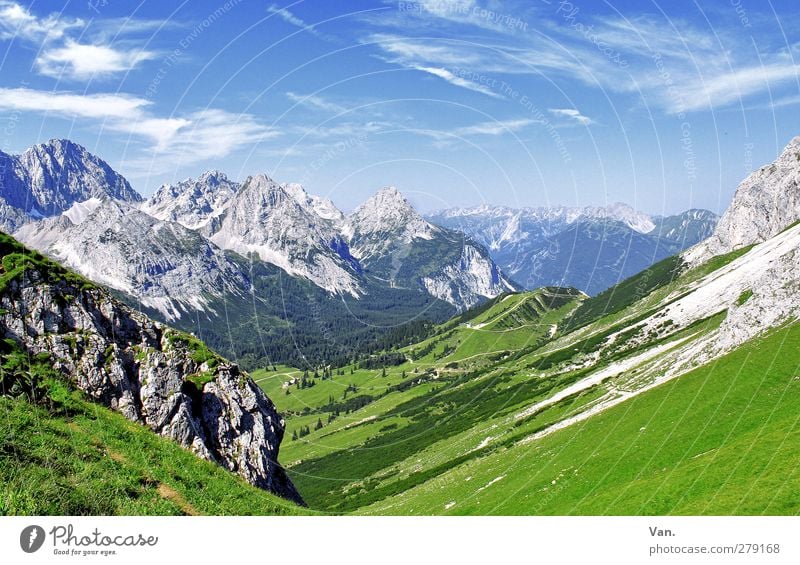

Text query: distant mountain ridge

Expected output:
[2,137,717,366]
[427,203,718,294]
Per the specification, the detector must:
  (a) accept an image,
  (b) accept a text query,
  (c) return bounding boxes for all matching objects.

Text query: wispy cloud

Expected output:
[549,108,593,125]
[292,120,391,139]
[36,39,157,80]
[286,91,347,113]
[0,87,278,169]
[365,7,800,115]
[416,118,541,144]
[0,87,150,119]
[452,117,540,136]
[413,65,502,98]
[267,4,325,38]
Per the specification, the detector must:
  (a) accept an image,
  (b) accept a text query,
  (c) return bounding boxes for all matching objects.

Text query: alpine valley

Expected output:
[3,140,715,370]
[2,136,800,515]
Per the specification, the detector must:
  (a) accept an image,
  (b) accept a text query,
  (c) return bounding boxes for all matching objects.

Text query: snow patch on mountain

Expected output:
[63,197,103,225]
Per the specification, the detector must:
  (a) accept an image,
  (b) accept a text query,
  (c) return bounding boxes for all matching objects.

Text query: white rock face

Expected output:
[346,187,435,260]
[208,174,362,296]
[421,244,516,308]
[16,198,250,321]
[685,136,800,264]
[141,170,238,230]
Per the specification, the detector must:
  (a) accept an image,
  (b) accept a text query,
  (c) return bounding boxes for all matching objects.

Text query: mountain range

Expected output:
[2,138,714,368]
[427,203,718,295]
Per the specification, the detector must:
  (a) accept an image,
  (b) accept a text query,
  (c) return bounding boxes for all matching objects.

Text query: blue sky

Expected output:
[0,0,799,215]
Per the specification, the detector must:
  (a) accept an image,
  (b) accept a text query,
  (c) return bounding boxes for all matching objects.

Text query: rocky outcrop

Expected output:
[0,262,303,505]
[685,136,800,264]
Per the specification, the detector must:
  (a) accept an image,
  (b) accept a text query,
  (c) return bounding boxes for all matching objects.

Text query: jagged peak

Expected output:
[31,138,86,152]
[776,135,800,164]
[353,186,418,219]
[196,169,230,183]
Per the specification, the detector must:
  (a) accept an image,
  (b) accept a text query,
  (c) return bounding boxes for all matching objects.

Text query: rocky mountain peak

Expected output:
[197,169,230,184]
[684,136,800,264]
[20,138,141,207]
[365,186,415,214]
[349,187,430,237]
[141,170,239,230]
[346,186,436,263]
[242,173,291,207]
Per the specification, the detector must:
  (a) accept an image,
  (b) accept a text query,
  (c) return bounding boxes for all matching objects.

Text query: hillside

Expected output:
[0,232,305,511]
[0,374,307,515]
[251,157,800,514]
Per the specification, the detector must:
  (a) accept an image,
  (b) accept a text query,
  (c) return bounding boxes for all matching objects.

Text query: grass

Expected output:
[359,322,800,515]
[562,255,685,333]
[0,379,309,516]
[737,289,754,306]
[0,232,97,294]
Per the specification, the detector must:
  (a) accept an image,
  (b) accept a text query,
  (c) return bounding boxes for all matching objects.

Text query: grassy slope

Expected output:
[360,322,800,515]
[0,232,308,516]
[252,241,799,515]
[253,288,593,511]
[0,380,309,515]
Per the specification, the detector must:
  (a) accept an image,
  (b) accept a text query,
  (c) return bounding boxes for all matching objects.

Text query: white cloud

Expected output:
[286,91,347,113]
[0,87,149,119]
[292,120,390,139]
[452,118,540,136]
[0,2,160,81]
[0,1,83,42]
[549,108,593,125]
[267,4,323,38]
[413,66,502,98]
[417,118,541,142]
[0,87,278,168]
[36,40,157,80]
[366,10,800,115]
[165,109,279,159]
[674,63,800,112]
